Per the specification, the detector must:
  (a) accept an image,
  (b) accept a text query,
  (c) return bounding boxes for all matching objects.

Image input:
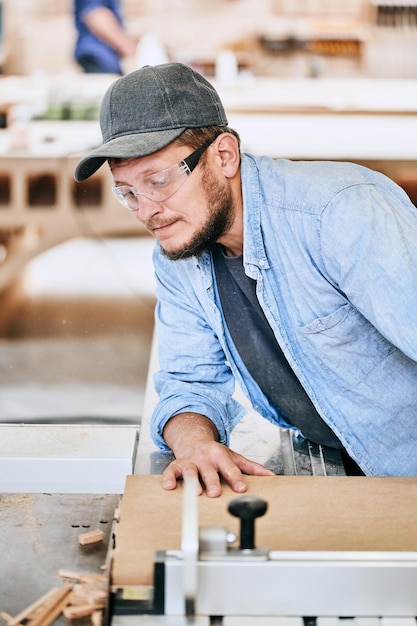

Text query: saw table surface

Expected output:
[0,492,119,625]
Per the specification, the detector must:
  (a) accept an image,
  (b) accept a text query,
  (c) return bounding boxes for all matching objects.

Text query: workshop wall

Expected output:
[1,0,417,78]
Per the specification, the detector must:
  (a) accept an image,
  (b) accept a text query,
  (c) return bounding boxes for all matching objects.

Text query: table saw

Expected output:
[2,337,417,625]
[108,474,417,626]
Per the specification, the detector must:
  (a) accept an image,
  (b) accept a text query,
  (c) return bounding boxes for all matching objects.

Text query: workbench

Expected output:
[0,428,343,625]
[0,424,138,624]
[0,492,119,625]
[0,328,347,626]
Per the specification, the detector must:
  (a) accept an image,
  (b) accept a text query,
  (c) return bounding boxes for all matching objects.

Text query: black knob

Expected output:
[228,495,268,550]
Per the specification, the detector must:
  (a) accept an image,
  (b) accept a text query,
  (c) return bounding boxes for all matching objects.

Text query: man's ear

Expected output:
[213,133,241,178]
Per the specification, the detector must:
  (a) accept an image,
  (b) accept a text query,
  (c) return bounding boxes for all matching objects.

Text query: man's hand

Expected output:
[161,412,274,497]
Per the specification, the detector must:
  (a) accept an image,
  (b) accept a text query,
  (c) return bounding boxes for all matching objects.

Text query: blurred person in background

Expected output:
[74,0,138,74]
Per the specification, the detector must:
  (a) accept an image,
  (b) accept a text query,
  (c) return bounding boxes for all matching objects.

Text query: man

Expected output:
[75,63,417,495]
[74,0,137,74]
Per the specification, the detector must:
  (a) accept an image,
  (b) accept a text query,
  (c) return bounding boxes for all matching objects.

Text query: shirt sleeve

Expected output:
[149,248,246,451]
[78,0,106,18]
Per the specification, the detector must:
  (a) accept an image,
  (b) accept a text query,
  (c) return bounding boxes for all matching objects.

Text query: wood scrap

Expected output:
[114,506,121,522]
[0,585,71,626]
[58,569,107,584]
[78,529,104,545]
[91,610,103,626]
[59,570,108,622]
[63,605,98,620]
[1,568,108,626]
[29,587,72,626]
[71,583,107,604]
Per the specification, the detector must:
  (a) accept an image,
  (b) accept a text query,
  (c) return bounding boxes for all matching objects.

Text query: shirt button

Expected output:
[259,259,265,267]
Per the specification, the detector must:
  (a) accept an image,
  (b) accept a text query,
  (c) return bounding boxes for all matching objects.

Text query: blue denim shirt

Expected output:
[151,154,417,476]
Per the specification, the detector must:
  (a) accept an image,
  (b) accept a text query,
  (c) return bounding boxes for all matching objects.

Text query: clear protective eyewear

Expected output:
[112,139,213,211]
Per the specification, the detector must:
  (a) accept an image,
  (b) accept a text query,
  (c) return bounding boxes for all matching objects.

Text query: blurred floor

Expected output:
[0,237,156,424]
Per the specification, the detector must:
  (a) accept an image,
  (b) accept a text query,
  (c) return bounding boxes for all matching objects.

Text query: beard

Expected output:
[161,165,235,261]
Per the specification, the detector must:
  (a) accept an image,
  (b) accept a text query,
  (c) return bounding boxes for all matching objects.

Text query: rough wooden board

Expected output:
[111,475,417,587]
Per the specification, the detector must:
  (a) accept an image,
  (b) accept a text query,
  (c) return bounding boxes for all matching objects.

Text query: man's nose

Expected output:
[132,195,162,222]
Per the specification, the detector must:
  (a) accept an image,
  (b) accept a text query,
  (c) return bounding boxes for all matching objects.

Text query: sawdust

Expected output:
[0,494,40,550]
[0,494,35,507]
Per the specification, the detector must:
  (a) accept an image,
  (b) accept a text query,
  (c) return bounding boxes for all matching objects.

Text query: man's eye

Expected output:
[122,188,136,199]
[147,170,172,188]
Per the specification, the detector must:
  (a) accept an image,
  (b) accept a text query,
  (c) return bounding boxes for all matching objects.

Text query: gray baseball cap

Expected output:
[74,62,228,182]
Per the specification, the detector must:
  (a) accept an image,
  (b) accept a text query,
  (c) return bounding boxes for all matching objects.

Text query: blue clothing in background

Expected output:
[74,0,124,74]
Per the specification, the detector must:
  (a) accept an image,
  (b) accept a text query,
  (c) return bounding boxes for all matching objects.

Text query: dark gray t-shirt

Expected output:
[212,244,341,448]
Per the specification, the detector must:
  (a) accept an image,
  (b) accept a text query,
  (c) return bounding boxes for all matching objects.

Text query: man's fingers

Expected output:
[162,461,204,494]
[161,463,181,490]
[218,451,274,493]
[198,466,227,498]
[233,454,275,477]
[219,462,248,494]
[161,461,186,490]
[161,444,274,497]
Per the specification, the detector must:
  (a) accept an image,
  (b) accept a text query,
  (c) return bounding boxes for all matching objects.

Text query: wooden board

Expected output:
[111,475,417,587]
